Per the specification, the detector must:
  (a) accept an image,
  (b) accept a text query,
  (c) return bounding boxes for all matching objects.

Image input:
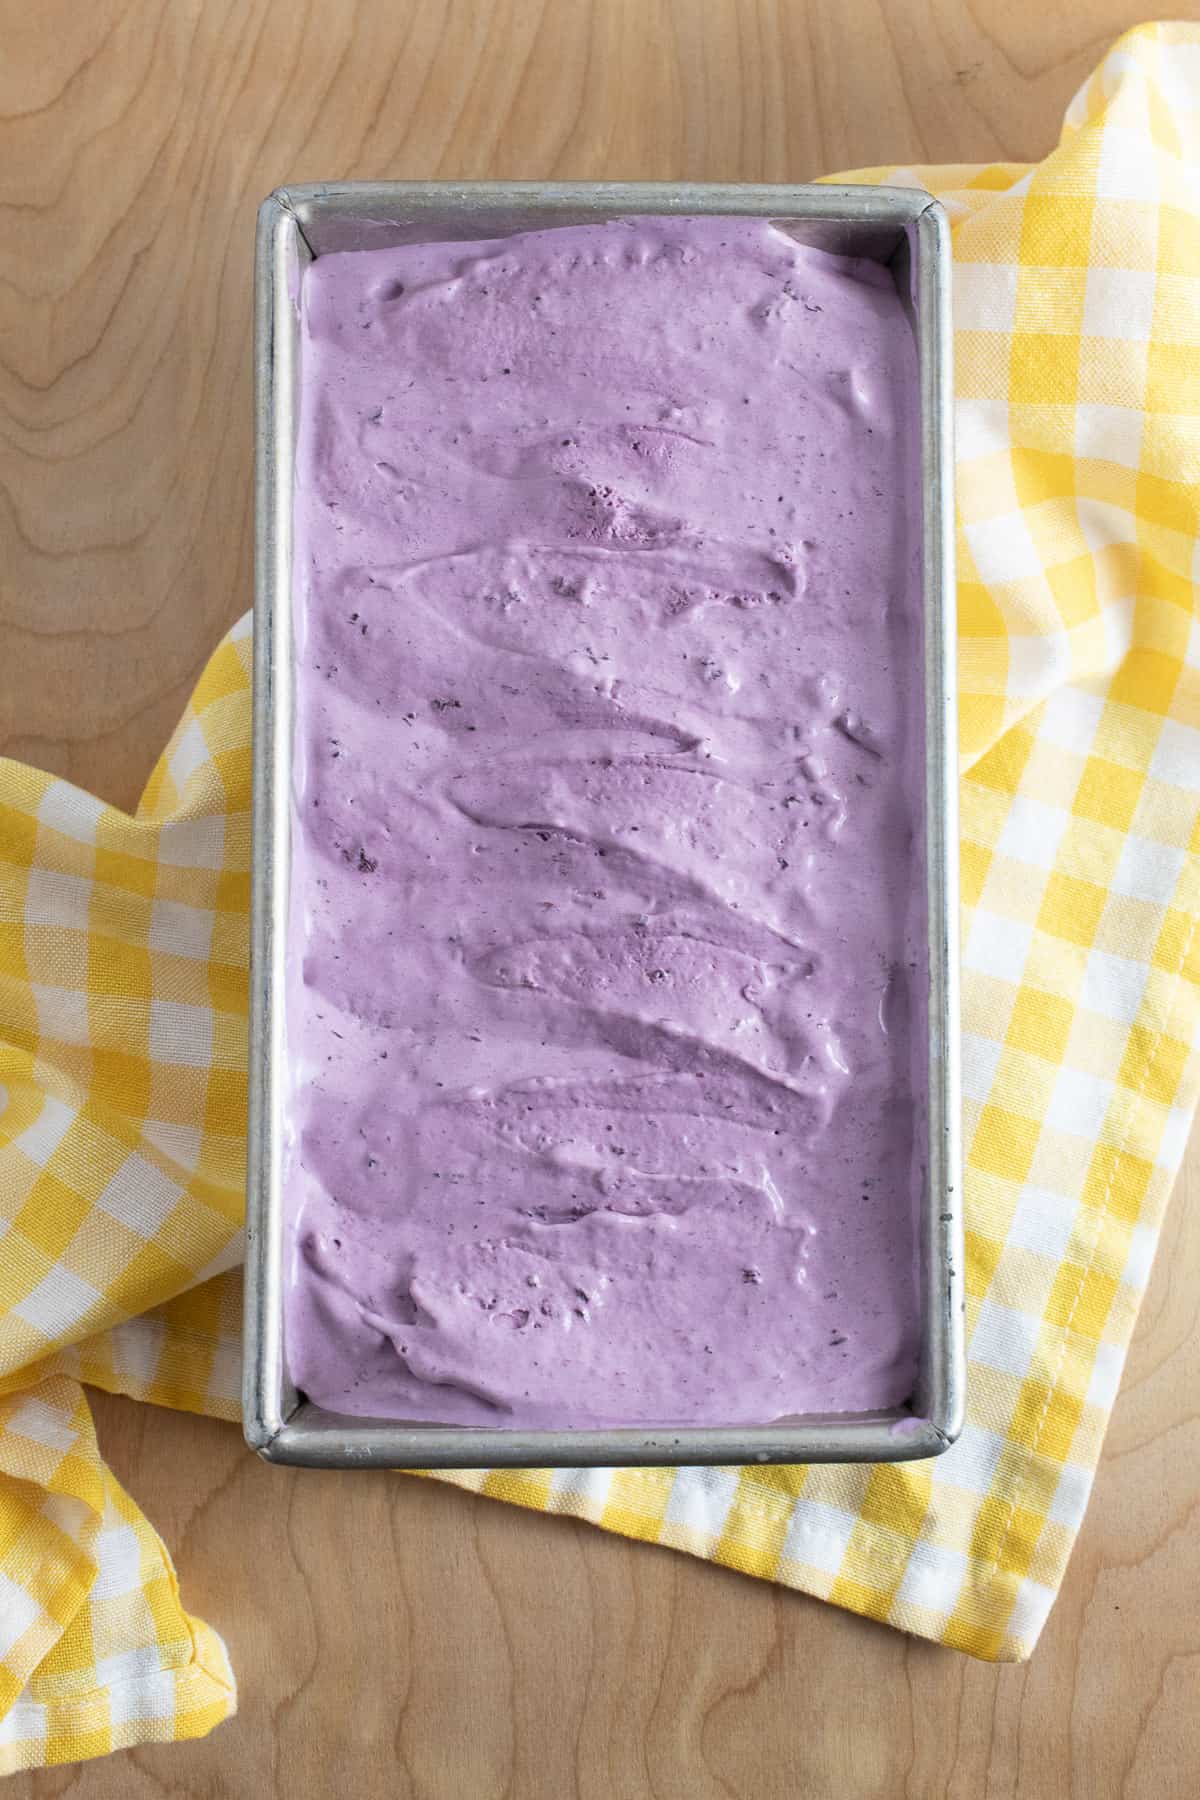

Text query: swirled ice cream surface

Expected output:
[285,216,926,1428]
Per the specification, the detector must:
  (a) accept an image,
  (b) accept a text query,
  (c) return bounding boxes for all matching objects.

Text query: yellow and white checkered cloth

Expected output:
[1,20,1199,1773]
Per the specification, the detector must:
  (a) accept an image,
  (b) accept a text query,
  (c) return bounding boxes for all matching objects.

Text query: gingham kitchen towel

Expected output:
[1,20,1199,1774]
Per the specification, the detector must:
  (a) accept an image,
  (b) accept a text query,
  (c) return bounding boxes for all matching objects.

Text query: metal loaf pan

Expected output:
[245,182,962,1469]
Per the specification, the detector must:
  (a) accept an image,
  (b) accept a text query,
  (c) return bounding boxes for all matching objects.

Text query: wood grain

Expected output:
[2,3,1198,1794]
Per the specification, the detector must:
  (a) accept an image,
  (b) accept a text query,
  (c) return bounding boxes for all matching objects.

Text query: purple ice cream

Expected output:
[284,216,926,1428]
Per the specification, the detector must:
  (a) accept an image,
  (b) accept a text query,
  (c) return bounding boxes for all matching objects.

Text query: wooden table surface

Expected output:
[3,3,1199,1795]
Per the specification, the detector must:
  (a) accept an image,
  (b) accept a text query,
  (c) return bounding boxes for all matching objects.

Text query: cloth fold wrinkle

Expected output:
[1,19,1199,1771]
